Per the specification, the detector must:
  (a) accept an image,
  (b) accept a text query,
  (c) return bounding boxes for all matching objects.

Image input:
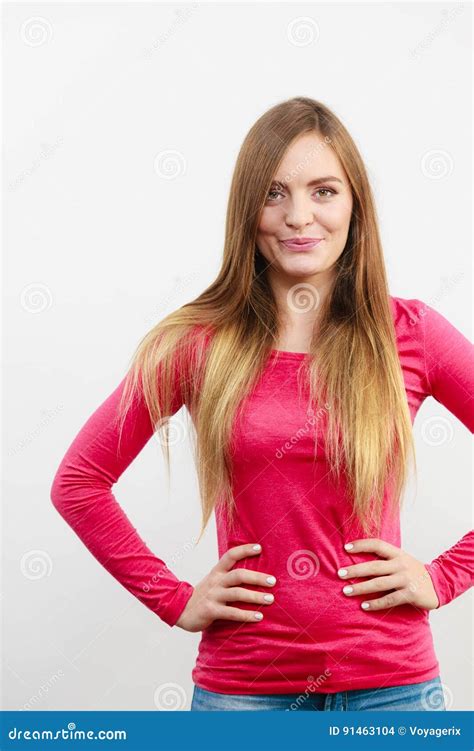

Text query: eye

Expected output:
[266,187,337,201]
[315,188,336,198]
[267,189,283,200]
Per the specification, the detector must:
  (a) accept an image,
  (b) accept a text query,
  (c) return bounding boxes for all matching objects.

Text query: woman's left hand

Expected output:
[338,538,440,612]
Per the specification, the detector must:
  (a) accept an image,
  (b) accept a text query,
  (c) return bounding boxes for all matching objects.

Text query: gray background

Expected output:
[3,1,472,711]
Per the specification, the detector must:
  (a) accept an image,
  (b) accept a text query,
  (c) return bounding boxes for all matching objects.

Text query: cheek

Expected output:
[336,197,353,223]
[321,202,352,230]
[257,208,280,235]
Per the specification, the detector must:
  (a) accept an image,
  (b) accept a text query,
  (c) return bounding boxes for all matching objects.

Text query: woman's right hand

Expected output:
[175,543,276,632]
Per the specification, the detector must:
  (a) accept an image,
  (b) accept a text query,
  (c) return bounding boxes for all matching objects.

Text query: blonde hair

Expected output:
[117,96,416,544]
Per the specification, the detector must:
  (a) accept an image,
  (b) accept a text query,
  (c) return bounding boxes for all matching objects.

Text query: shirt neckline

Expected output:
[270,349,309,359]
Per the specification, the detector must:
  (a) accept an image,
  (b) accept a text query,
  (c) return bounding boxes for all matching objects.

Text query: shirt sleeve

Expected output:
[418,299,474,431]
[50,357,195,628]
[424,531,474,609]
[413,299,474,608]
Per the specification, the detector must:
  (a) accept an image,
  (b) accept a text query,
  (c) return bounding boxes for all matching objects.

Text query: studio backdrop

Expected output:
[3,1,472,712]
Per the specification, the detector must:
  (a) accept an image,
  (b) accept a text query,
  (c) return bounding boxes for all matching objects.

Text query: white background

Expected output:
[3,1,472,711]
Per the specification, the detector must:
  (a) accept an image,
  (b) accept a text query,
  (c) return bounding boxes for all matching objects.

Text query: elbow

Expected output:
[50,471,80,529]
[50,468,71,517]
[50,472,64,514]
[50,465,113,525]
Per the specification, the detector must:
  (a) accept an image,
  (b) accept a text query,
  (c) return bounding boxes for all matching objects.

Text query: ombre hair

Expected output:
[117,96,416,544]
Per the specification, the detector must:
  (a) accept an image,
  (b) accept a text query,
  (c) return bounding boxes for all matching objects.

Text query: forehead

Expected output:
[273,132,344,184]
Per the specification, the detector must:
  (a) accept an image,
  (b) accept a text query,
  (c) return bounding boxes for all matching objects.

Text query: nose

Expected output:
[284,196,315,228]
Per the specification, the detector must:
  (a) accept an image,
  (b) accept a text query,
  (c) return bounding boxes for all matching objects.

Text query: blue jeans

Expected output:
[190,675,446,711]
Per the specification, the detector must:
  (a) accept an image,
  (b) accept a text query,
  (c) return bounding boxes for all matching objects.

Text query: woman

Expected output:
[50,97,473,712]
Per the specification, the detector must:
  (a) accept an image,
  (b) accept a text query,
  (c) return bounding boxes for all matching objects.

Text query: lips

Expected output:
[280,238,323,251]
[282,237,322,245]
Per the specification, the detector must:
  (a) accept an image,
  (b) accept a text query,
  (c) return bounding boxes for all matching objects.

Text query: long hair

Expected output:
[117,96,416,544]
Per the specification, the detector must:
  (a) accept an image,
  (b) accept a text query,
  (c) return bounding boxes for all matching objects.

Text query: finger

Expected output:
[213,604,266,622]
[224,568,277,589]
[360,589,410,611]
[338,559,396,580]
[214,543,263,573]
[217,585,275,606]
[344,538,400,559]
[342,574,404,597]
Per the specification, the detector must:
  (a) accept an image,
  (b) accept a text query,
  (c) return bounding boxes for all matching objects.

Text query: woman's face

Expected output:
[256,132,353,287]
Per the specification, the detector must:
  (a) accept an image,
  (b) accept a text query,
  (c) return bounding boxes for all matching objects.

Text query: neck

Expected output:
[270,271,333,337]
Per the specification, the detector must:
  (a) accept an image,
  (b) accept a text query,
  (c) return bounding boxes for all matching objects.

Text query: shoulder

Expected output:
[184,323,215,354]
[172,323,215,351]
[172,323,215,375]
[389,294,429,331]
[388,295,448,346]
[389,294,473,389]
[389,294,467,342]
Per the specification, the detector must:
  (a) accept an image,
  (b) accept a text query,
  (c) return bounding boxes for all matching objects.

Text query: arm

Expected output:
[50,368,194,627]
[424,531,474,609]
[414,299,474,608]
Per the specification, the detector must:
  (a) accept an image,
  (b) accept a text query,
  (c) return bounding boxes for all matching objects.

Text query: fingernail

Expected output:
[266,576,276,585]
[344,543,353,550]
[263,594,274,602]
[343,586,353,595]
[361,602,370,609]
[338,568,348,577]
[253,544,262,551]
[254,612,264,620]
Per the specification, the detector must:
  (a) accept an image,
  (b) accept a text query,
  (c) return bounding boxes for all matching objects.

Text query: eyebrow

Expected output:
[270,176,343,188]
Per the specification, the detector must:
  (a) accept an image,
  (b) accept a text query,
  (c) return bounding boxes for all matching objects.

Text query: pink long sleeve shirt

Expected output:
[50,296,474,694]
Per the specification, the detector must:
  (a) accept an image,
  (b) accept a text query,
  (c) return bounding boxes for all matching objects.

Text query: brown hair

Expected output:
[117,96,416,543]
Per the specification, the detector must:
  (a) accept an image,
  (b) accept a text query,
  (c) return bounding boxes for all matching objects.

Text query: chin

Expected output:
[284,260,324,274]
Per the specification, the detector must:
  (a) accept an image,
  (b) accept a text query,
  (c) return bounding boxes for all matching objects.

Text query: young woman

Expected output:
[50,97,473,712]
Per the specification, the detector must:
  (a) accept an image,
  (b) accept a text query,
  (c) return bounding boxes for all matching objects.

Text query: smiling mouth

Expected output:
[280,239,324,251]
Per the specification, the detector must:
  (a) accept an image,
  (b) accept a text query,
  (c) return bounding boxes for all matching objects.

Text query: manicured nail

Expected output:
[338,568,348,577]
[253,544,262,551]
[254,612,264,620]
[361,602,370,609]
[266,576,276,585]
[343,586,353,595]
[263,594,274,602]
[344,543,354,551]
